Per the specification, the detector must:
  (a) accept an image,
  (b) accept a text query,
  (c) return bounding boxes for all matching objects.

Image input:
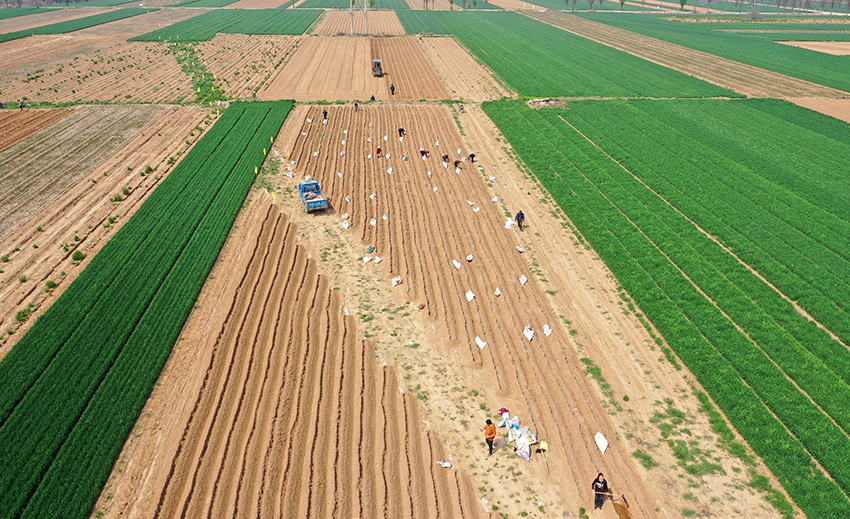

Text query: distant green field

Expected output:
[177,0,240,7]
[0,7,55,19]
[484,97,850,519]
[576,13,850,93]
[0,8,149,44]
[67,0,136,7]
[296,0,409,7]
[131,8,321,40]
[399,12,738,98]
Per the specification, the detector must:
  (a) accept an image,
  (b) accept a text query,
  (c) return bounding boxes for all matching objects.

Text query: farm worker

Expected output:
[18,99,24,111]
[398,127,405,138]
[323,109,328,120]
[592,473,609,510]
[459,104,464,114]
[371,94,375,101]
[441,154,449,163]
[515,210,525,231]
[468,153,476,163]
[419,148,429,158]
[355,100,359,112]
[0,101,3,109]
[390,84,396,96]
[253,90,257,99]
[482,419,496,457]
[453,159,461,170]
[376,146,382,158]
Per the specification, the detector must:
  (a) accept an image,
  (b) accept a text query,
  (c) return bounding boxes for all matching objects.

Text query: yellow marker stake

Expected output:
[255,166,258,174]
[263,148,267,155]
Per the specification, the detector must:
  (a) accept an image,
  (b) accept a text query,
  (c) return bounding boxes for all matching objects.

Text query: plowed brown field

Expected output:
[0,34,117,74]
[0,104,169,243]
[0,40,192,104]
[0,105,212,357]
[779,40,850,55]
[0,8,108,34]
[74,8,208,37]
[0,108,72,151]
[314,10,406,35]
[91,198,488,519]
[197,34,299,98]
[789,97,850,123]
[261,36,448,101]
[526,12,850,98]
[282,104,658,517]
[417,36,513,100]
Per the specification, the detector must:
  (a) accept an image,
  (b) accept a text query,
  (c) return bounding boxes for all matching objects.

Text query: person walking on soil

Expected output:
[354,101,359,112]
[18,99,24,111]
[323,109,328,120]
[592,473,609,510]
[454,159,461,170]
[483,419,496,457]
[398,127,405,138]
[468,153,476,163]
[515,210,525,231]
[390,84,396,96]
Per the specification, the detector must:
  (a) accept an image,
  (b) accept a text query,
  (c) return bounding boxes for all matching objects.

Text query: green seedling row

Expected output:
[130,8,322,41]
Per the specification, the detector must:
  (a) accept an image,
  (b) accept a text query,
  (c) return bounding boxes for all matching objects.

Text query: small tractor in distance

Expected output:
[372,59,383,77]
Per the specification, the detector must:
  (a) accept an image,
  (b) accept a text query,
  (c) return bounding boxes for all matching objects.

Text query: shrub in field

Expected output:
[72,251,86,262]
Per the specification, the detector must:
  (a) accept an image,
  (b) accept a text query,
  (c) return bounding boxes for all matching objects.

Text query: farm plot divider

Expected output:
[0,100,293,519]
[130,8,322,42]
[0,8,151,44]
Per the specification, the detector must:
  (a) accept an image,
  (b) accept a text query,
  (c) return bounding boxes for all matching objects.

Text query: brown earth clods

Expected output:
[526,11,850,98]
[0,105,213,357]
[416,35,514,101]
[314,10,406,36]
[0,108,72,151]
[261,36,449,101]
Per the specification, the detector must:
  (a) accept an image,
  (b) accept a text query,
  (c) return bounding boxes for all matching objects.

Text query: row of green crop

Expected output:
[563,99,850,348]
[576,13,850,93]
[0,8,149,44]
[397,12,738,98]
[0,7,54,19]
[130,8,321,41]
[296,0,410,7]
[0,100,293,519]
[482,99,850,518]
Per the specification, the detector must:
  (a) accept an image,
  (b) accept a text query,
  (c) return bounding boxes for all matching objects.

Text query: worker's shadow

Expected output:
[493,438,509,451]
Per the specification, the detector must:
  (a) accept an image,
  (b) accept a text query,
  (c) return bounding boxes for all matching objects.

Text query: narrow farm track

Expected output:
[132,203,487,519]
[285,104,656,517]
[0,108,72,152]
[314,10,406,35]
[0,104,169,242]
[526,12,850,98]
[197,34,299,99]
[0,106,212,359]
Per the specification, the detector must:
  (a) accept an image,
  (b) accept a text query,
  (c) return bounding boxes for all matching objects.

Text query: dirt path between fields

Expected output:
[526,11,850,98]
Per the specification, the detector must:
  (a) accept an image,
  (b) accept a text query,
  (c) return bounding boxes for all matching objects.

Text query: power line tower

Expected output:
[350,0,368,35]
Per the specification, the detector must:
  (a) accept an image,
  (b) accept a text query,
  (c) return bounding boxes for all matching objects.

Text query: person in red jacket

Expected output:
[483,419,496,457]
[592,473,609,510]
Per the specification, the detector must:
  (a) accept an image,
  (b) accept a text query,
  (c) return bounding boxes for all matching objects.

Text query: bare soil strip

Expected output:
[0,108,72,152]
[73,8,209,37]
[0,34,118,74]
[486,0,547,9]
[228,0,289,7]
[197,34,299,98]
[0,104,169,243]
[92,198,486,519]
[0,39,193,104]
[778,40,850,55]
[0,105,212,358]
[0,8,108,35]
[526,12,850,98]
[788,97,850,124]
[416,35,514,101]
[314,10,406,35]
[261,36,448,101]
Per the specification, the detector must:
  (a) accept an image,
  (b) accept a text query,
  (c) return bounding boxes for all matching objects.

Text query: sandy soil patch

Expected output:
[788,97,850,123]
[314,10,406,35]
[778,39,850,54]
[487,0,547,9]
[196,34,299,98]
[91,185,486,518]
[0,34,117,74]
[0,8,108,34]
[0,39,192,104]
[0,108,72,151]
[416,35,513,100]
[261,36,448,101]
[73,8,209,37]
[0,105,213,357]
[527,11,850,98]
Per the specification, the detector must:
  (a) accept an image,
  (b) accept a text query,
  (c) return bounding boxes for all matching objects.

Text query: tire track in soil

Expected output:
[145,199,486,519]
[0,108,73,152]
[286,103,658,517]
